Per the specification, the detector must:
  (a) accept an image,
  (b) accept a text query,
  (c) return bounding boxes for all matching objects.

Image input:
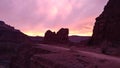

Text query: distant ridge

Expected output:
[0,21,32,43]
[69,35,90,42]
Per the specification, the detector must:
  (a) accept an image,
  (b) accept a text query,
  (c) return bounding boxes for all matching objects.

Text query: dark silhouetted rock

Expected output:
[0,21,5,25]
[56,28,69,43]
[0,21,32,43]
[0,21,33,68]
[43,28,69,44]
[44,30,56,43]
[89,0,120,45]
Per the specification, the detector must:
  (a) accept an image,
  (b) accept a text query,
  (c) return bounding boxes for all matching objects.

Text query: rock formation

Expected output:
[89,0,120,45]
[44,28,69,43]
[0,21,31,43]
[56,28,69,43]
[0,21,33,68]
[44,30,56,43]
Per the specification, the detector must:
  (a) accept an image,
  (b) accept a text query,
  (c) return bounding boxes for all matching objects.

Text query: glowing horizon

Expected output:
[0,0,108,36]
[24,30,93,37]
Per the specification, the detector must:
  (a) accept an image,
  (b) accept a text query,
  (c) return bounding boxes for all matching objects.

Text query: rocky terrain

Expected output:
[1,0,120,68]
[88,0,120,56]
[31,44,120,68]
[0,21,31,43]
[0,21,34,68]
[90,0,120,45]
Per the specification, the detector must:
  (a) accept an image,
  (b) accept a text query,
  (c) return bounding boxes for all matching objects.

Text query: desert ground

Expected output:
[30,44,120,68]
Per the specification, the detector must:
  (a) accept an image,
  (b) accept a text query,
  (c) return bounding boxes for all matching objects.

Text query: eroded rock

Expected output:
[43,28,69,43]
[90,0,120,45]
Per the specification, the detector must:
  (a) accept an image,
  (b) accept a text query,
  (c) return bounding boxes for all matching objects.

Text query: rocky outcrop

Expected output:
[0,21,33,68]
[43,28,69,43]
[0,21,32,43]
[89,0,120,45]
[0,21,15,31]
[57,28,69,43]
[44,30,56,43]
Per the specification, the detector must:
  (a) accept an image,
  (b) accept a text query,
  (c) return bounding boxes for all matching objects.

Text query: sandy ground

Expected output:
[31,44,120,68]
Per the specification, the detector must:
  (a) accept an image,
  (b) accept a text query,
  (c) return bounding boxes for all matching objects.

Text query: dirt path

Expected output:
[36,44,120,63]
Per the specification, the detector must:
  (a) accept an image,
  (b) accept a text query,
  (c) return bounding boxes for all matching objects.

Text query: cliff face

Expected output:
[90,0,120,45]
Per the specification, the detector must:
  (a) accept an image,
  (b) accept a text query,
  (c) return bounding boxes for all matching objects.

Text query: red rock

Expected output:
[43,28,69,44]
[0,21,32,43]
[56,28,69,43]
[89,0,120,45]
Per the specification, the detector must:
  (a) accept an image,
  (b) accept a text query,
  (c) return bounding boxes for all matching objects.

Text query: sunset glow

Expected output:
[0,0,108,36]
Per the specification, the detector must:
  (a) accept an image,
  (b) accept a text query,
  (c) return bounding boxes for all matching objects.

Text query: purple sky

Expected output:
[0,0,108,36]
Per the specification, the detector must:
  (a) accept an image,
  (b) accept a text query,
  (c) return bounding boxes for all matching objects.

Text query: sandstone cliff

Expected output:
[90,0,120,45]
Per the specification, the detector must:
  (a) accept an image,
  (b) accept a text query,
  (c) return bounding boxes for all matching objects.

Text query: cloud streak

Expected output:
[0,0,108,36]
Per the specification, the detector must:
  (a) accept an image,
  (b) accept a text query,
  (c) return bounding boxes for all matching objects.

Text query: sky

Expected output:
[0,0,108,36]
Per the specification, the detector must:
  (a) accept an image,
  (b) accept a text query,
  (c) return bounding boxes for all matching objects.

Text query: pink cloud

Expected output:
[0,0,109,36]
